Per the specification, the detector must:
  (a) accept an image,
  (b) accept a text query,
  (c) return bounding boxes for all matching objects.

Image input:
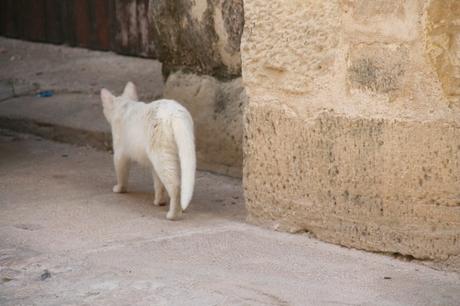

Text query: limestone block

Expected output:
[149,0,244,79]
[244,103,460,260]
[340,0,420,43]
[163,71,245,177]
[426,0,460,106]
[347,44,407,95]
[242,1,340,96]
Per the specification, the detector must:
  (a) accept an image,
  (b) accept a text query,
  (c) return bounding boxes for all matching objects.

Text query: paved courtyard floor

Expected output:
[0,130,459,305]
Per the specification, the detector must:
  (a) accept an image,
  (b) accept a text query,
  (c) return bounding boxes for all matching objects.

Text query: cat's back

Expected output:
[147,99,191,120]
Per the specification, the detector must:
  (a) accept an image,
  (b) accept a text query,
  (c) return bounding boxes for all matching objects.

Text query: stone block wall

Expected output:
[163,72,245,177]
[149,0,245,176]
[241,0,460,262]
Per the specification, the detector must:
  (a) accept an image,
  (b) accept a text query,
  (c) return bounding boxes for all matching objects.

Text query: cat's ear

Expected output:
[100,88,114,110]
[122,81,138,101]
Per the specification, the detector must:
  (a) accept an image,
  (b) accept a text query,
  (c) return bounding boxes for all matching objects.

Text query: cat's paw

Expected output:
[166,210,182,221]
[153,199,167,206]
[153,194,167,206]
[113,185,127,193]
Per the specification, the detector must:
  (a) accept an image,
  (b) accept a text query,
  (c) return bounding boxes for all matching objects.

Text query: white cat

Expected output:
[100,82,196,220]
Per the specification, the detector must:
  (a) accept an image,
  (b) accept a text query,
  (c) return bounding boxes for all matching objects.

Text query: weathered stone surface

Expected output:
[348,44,407,95]
[163,71,245,177]
[149,0,244,79]
[242,1,339,96]
[241,0,460,262]
[245,104,460,260]
[148,0,245,175]
[426,0,460,107]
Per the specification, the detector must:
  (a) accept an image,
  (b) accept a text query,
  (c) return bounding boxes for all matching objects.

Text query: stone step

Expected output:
[0,93,112,151]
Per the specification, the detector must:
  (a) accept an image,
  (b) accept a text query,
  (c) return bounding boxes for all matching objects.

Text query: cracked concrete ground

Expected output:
[0,130,459,305]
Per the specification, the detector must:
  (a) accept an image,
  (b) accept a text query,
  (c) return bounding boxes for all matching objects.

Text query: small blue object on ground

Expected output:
[37,90,54,98]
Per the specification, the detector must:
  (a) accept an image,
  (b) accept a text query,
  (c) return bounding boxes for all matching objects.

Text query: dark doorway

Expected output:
[0,0,156,58]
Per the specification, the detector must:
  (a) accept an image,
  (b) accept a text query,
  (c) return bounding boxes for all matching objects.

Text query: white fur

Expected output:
[101,82,196,220]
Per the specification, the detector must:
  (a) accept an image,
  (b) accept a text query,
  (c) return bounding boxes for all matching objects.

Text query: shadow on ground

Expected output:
[0,130,459,306]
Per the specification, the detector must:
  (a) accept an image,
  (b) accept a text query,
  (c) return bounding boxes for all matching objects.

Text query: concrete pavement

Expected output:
[0,130,459,305]
[0,37,163,150]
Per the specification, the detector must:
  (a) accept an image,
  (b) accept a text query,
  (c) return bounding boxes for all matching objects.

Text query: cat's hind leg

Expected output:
[113,152,130,193]
[149,152,181,220]
[152,170,167,206]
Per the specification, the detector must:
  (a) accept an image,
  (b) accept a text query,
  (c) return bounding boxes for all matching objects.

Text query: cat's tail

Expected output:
[172,113,196,210]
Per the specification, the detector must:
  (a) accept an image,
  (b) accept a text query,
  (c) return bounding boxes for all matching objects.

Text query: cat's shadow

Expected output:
[116,184,246,223]
[110,165,246,222]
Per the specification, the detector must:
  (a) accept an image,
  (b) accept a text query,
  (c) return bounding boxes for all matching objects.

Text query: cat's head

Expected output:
[100,82,139,122]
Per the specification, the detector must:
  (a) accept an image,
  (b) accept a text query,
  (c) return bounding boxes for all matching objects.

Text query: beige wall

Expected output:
[242,0,460,262]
